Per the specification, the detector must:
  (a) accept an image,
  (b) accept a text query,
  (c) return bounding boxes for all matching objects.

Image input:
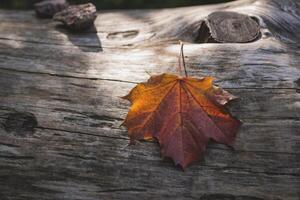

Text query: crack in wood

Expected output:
[97,188,147,193]
[199,193,268,200]
[0,142,20,148]
[0,155,35,160]
[0,68,138,84]
[57,153,97,161]
[0,67,298,90]
[33,125,300,157]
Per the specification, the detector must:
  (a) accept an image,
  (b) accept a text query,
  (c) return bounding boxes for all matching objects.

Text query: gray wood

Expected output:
[0,0,299,199]
[0,69,299,153]
[204,11,260,43]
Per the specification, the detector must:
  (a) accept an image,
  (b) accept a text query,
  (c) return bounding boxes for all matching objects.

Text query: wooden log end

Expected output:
[200,11,260,43]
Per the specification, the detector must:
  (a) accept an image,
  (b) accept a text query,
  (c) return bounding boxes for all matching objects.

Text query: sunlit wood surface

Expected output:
[0,0,299,199]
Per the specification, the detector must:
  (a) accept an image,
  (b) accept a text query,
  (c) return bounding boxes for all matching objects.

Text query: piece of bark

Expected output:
[203,11,260,43]
[34,0,69,18]
[53,3,97,31]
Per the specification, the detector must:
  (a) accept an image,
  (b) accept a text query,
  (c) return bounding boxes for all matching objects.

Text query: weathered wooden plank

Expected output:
[0,69,299,155]
[0,118,299,175]
[0,0,299,199]
[0,0,299,45]
[0,0,299,89]
[0,39,299,88]
[0,11,152,48]
[0,127,299,200]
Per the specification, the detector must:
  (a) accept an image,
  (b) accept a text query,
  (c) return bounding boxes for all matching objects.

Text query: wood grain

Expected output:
[0,0,299,199]
[204,11,260,43]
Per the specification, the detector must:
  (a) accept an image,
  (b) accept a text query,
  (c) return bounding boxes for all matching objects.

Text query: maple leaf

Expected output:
[122,43,241,169]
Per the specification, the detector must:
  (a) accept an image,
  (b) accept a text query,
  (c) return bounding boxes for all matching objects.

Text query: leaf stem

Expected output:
[178,40,188,77]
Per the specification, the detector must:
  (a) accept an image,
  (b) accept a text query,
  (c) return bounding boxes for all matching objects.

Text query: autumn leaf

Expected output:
[122,43,241,169]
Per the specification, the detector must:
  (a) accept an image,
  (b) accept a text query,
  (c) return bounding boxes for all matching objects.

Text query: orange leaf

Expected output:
[123,73,241,169]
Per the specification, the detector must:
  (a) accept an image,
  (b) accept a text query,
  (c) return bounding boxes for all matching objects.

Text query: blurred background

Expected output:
[1,0,233,10]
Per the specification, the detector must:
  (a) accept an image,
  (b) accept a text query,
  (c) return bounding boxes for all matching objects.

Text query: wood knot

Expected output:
[107,30,139,40]
[3,112,38,136]
[196,11,260,43]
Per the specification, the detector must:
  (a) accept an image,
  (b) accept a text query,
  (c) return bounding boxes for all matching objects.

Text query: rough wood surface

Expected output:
[0,0,299,199]
[204,11,260,43]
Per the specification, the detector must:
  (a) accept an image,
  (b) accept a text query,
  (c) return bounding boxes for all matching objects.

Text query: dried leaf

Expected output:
[123,73,241,169]
[53,3,97,30]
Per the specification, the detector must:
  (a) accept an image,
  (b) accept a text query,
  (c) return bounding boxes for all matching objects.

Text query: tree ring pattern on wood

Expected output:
[203,11,260,43]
